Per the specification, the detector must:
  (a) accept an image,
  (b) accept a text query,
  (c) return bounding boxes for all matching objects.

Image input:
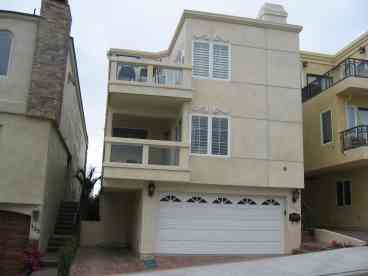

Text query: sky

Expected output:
[1,0,368,177]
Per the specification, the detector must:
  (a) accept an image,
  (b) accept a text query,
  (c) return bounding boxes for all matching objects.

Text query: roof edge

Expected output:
[0,10,40,21]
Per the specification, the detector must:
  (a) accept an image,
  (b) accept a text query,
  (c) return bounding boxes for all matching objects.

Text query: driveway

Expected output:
[121,247,368,276]
[70,247,271,276]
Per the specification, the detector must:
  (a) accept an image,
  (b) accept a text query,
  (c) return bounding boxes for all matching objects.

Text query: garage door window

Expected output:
[160,195,181,202]
[213,197,232,204]
[187,196,207,203]
[262,199,280,206]
[238,198,257,205]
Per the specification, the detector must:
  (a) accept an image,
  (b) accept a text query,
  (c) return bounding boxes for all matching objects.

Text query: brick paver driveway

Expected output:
[70,247,270,276]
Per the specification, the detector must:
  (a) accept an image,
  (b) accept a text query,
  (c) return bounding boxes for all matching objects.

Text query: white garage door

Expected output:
[155,193,285,255]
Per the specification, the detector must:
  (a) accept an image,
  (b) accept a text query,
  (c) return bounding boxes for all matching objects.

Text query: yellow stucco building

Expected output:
[302,32,368,230]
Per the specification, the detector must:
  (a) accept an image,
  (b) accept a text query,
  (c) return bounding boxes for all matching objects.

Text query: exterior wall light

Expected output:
[292,189,300,203]
[359,47,366,54]
[148,181,156,197]
[32,209,40,223]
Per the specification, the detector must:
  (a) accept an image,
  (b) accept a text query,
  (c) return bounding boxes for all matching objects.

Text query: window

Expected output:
[117,63,148,82]
[160,195,181,202]
[187,196,207,203]
[211,117,228,156]
[192,40,230,80]
[190,115,208,154]
[320,110,333,144]
[261,199,280,206]
[336,181,351,206]
[213,197,232,204]
[0,31,12,76]
[238,198,257,205]
[190,115,230,156]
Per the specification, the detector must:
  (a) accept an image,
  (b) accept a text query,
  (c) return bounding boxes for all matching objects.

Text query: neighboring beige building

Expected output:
[82,3,304,257]
[0,0,87,273]
[302,32,368,230]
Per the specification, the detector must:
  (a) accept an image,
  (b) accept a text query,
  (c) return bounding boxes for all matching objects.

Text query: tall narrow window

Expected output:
[211,117,228,156]
[336,180,352,206]
[191,115,208,154]
[0,31,12,76]
[321,110,332,144]
[192,41,210,78]
[212,44,229,80]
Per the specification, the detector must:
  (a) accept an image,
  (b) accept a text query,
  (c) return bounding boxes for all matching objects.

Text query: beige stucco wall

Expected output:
[0,14,38,114]
[59,48,88,201]
[39,126,69,251]
[0,113,49,204]
[80,191,140,250]
[304,167,368,230]
[178,18,304,189]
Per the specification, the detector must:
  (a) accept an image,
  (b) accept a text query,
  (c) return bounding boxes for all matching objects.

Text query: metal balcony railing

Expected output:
[341,125,368,151]
[302,58,368,102]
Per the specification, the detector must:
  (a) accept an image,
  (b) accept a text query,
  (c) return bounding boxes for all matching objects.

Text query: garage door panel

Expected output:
[157,241,282,255]
[158,229,282,242]
[159,206,282,219]
[156,193,284,255]
[159,218,282,230]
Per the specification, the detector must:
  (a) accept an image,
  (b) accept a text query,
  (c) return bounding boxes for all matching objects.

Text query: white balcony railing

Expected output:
[109,56,192,90]
[104,137,190,170]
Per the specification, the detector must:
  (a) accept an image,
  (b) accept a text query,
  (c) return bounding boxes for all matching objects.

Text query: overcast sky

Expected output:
[1,0,367,175]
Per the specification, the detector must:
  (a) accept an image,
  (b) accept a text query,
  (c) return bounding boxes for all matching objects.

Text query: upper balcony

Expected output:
[108,56,193,104]
[302,58,368,102]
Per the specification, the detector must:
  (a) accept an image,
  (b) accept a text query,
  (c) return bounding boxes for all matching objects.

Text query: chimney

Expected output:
[27,0,72,123]
[257,3,288,24]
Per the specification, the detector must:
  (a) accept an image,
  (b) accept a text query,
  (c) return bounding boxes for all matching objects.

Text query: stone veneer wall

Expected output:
[27,0,71,124]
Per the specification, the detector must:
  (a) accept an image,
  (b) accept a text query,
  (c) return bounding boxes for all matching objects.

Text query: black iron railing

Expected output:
[341,125,368,151]
[302,58,368,102]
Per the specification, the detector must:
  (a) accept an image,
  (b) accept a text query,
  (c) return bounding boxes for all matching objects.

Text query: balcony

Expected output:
[302,58,368,102]
[108,56,193,104]
[341,125,368,151]
[103,137,190,182]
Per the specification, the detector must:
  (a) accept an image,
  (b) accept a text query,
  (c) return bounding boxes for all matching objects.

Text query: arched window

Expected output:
[187,196,207,203]
[213,197,232,205]
[238,198,257,205]
[160,194,181,203]
[261,199,280,206]
[0,31,12,76]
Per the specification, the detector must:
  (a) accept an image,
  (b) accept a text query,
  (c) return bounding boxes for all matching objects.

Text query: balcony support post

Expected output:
[181,102,191,143]
[142,144,149,165]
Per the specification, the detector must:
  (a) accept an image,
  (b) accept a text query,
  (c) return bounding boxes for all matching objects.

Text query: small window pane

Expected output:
[191,116,208,154]
[344,181,351,206]
[336,182,344,206]
[0,31,12,75]
[212,44,229,79]
[321,111,332,144]
[193,41,210,78]
[211,117,228,156]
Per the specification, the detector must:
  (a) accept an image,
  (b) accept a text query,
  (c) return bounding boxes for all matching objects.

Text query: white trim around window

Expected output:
[320,109,333,145]
[190,114,231,158]
[192,40,231,81]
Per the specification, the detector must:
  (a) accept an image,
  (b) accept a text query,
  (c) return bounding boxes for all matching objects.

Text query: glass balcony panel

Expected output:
[154,67,183,86]
[117,63,148,82]
[111,144,143,164]
[148,146,179,166]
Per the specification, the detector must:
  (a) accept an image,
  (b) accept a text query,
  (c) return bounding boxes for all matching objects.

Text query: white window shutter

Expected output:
[191,116,209,154]
[212,44,229,80]
[211,117,229,155]
[193,41,210,78]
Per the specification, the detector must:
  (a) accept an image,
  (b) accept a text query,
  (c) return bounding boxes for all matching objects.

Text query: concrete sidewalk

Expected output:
[122,247,368,276]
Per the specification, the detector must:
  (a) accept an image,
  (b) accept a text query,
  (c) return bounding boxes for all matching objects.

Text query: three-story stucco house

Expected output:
[82,3,304,258]
[302,32,368,231]
[0,0,87,273]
